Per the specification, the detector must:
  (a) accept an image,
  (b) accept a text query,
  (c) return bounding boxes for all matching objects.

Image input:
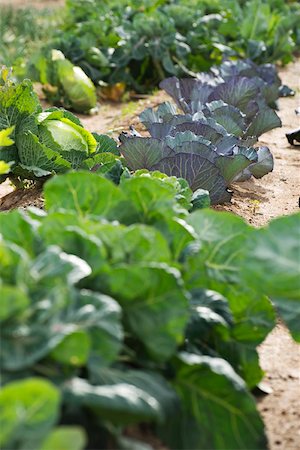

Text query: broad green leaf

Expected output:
[185,286,275,387]
[44,172,124,218]
[0,240,30,285]
[39,223,108,275]
[0,209,37,254]
[190,189,210,211]
[118,225,171,263]
[74,289,123,365]
[186,289,233,345]
[105,265,188,361]
[41,427,87,450]
[117,176,187,224]
[64,377,162,424]
[185,209,251,287]
[241,213,300,341]
[89,366,179,421]
[29,245,91,285]
[170,353,267,449]
[50,330,91,367]
[155,217,196,261]
[0,285,29,321]
[216,154,253,185]
[0,79,41,133]
[224,286,276,346]
[1,285,122,370]
[217,342,263,389]
[0,378,60,449]
[17,130,71,176]
[93,133,119,155]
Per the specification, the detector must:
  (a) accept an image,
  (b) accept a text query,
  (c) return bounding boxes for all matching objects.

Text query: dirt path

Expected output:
[257,325,300,450]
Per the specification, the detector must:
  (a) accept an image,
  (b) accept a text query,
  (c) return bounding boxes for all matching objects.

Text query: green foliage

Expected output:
[0,378,61,449]
[0,170,299,448]
[30,0,300,93]
[0,126,14,175]
[0,6,61,80]
[0,71,114,186]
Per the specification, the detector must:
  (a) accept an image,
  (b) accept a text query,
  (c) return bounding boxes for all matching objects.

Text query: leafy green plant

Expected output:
[119,59,282,204]
[0,6,62,80]
[0,70,115,187]
[31,49,97,113]
[0,170,299,449]
[29,0,300,95]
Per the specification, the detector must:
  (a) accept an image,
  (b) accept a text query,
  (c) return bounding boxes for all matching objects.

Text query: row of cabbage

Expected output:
[26,0,300,111]
[1,169,299,450]
[0,58,289,205]
[120,58,285,203]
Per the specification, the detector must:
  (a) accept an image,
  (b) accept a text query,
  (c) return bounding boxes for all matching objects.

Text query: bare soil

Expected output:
[257,324,300,450]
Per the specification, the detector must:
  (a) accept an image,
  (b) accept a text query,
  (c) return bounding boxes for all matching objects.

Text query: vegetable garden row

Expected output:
[0,1,299,449]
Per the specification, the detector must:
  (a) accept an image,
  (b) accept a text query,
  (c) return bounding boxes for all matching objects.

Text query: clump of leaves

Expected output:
[0,5,61,80]
[0,170,299,449]
[29,0,300,95]
[119,59,281,204]
[0,69,117,187]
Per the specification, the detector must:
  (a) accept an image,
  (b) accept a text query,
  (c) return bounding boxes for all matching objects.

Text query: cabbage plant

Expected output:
[50,50,97,113]
[0,71,112,185]
[119,59,283,204]
[31,50,97,114]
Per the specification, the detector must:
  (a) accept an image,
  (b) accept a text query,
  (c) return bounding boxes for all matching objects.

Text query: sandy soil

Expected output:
[257,324,300,450]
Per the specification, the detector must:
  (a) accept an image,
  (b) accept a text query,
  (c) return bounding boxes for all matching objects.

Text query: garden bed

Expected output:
[0,1,299,444]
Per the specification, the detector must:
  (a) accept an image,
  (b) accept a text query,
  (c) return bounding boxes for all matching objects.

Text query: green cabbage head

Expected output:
[52,50,97,113]
[38,110,97,156]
